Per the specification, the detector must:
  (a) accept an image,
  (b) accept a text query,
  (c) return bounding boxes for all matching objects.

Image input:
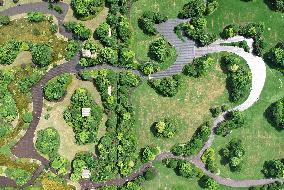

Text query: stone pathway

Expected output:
[0,3,278,190]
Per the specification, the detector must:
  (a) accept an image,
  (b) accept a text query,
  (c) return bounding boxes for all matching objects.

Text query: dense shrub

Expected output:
[178,17,217,46]
[98,47,118,65]
[0,40,22,65]
[23,112,33,123]
[183,55,215,77]
[199,175,219,190]
[5,168,31,186]
[65,40,80,60]
[153,118,177,138]
[268,42,284,70]
[221,138,245,172]
[222,54,252,102]
[71,0,104,19]
[201,148,218,173]
[35,127,60,157]
[51,155,69,175]
[178,0,206,18]
[144,169,156,181]
[206,0,219,15]
[31,43,53,67]
[117,16,131,43]
[265,0,284,12]
[149,38,171,62]
[148,74,183,97]
[141,145,161,162]
[95,22,111,40]
[222,24,240,39]
[19,70,42,93]
[27,12,45,22]
[171,123,211,156]
[64,22,91,40]
[138,11,168,35]
[0,121,12,138]
[50,23,58,33]
[266,97,284,130]
[216,111,245,136]
[210,104,229,118]
[118,48,137,68]
[0,70,17,122]
[262,159,284,178]
[63,88,103,144]
[0,15,10,26]
[221,40,250,52]
[139,62,160,75]
[44,73,72,101]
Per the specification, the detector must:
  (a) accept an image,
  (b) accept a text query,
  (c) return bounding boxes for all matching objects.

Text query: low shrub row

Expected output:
[221,40,250,52]
[171,122,211,156]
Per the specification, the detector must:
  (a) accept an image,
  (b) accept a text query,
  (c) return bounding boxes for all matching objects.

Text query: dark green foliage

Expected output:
[0,40,22,65]
[98,47,118,65]
[206,0,219,15]
[71,0,104,19]
[63,88,103,144]
[50,23,58,33]
[240,22,264,39]
[139,62,160,75]
[216,111,245,136]
[44,73,72,101]
[178,17,217,46]
[210,104,229,117]
[144,169,156,181]
[118,48,137,68]
[64,22,91,40]
[138,11,168,35]
[221,40,250,52]
[263,159,284,178]
[141,145,161,162]
[250,182,284,190]
[178,0,206,18]
[221,138,245,172]
[22,112,33,123]
[0,15,10,26]
[201,148,218,173]
[5,168,31,186]
[0,70,17,122]
[19,69,42,93]
[222,24,240,39]
[65,40,80,60]
[266,97,284,130]
[153,118,177,138]
[50,155,69,175]
[171,123,211,156]
[117,17,131,43]
[35,127,60,157]
[0,121,12,138]
[148,74,183,97]
[27,12,45,22]
[222,54,252,102]
[199,175,219,190]
[265,0,284,12]
[183,55,215,77]
[31,43,53,67]
[148,38,171,62]
[268,42,284,70]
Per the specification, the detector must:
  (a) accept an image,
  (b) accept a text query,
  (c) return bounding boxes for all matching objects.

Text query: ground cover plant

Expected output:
[63,88,103,145]
[43,73,72,101]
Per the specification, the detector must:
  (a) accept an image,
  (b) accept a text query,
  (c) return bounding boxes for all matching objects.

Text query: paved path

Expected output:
[0,3,277,189]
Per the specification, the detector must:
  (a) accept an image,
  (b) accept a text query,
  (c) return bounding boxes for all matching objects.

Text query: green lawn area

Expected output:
[131,55,234,151]
[141,162,245,190]
[212,67,284,180]
[206,0,284,51]
[130,0,187,62]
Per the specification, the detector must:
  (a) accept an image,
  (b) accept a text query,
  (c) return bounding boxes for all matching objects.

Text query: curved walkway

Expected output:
[0,3,278,189]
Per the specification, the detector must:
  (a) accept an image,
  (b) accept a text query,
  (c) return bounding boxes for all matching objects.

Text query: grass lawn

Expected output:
[205,0,284,51]
[141,162,245,190]
[0,18,67,63]
[36,75,105,161]
[212,67,284,180]
[129,0,187,62]
[131,55,234,151]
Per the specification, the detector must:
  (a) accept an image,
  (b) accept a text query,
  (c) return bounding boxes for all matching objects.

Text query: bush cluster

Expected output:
[64,22,91,40]
[183,54,215,77]
[27,12,45,22]
[153,118,177,138]
[63,88,103,145]
[138,11,168,35]
[5,168,31,186]
[65,40,80,60]
[148,38,171,62]
[141,145,161,162]
[265,0,284,12]
[266,97,284,130]
[221,138,245,172]
[148,74,183,97]
[0,15,10,26]
[221,40,250,52]
[178,0,219,18]
[201,148,218,173]
[71,0,104,19]
[106,0,130,15]
[222,54,252,102]
[216,111,245,136]
[222,23,265,56]
[19,68,42,93]
[177,17,217,47]
[0,40,22,65]
[44,73,72,101]
[31,43,53,67]
[210,104,229,118]
[268,42,284,70]
[35,127,60,157]
[262,158,284,178]
[171,123,211,156]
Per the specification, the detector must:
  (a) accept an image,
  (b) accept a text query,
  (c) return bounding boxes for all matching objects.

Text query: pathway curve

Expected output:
[0,3,279,189]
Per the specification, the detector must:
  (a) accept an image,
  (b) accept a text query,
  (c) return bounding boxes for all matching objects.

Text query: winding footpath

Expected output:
[0,2,281,189]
